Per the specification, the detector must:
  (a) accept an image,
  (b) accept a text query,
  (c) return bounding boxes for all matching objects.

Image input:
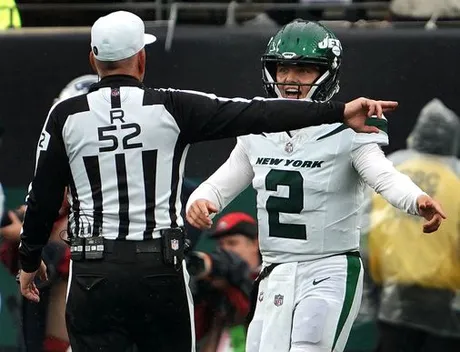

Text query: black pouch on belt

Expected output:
[161,228,185,268]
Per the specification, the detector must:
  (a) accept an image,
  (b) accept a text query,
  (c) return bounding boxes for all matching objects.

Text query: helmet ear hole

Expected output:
[318,64,328,75]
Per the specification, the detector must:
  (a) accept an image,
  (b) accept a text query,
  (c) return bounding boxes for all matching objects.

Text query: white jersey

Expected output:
[187,119,426,264]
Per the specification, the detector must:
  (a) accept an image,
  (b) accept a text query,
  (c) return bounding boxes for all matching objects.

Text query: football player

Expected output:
[186,20,445,352]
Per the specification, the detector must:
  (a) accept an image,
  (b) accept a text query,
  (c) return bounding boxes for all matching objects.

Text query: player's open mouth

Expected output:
[284,88,301,99]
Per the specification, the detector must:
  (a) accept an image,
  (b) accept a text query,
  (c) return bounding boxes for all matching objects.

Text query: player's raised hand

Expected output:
[416,194,446,233]
[344,98,398,133]
[186,199,218,229]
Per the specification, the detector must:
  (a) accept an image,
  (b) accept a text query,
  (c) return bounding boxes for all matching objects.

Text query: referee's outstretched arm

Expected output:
[157,90,397,143]
[159,89,344,143]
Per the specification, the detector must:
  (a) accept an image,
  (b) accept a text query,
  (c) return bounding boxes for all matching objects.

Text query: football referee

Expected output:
[18,10,397,352]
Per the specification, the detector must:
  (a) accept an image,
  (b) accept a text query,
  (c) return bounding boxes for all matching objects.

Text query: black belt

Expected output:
[256,263,279,283]
[342,251,360,258]
[103,238,162,253]
[246,263,279,329]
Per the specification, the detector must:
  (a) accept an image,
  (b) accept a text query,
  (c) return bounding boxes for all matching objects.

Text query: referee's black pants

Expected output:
[65,239,194,352]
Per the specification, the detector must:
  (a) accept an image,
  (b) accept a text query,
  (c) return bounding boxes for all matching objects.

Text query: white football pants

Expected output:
[246,253,363,352]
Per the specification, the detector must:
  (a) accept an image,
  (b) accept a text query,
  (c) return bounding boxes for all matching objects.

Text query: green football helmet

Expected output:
[262,19,342,102]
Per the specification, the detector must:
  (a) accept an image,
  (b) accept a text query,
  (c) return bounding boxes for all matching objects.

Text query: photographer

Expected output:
[187,212,261,352]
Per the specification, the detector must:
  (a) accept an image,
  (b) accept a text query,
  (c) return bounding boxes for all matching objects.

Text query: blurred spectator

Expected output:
[0,206,25,275]
[0,135,23,352]
[0,0,21,29]
[187,212,261,352]
[0,244,23,351]
[0,180,3,216]
[265,0,378,25]
[297,0,352,21]
[264,0,299,26]
[390,0,460,20]
[347,0,391,22]
[363,98,460,352]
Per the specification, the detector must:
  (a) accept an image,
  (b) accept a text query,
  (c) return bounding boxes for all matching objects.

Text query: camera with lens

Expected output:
[186,248,252,292]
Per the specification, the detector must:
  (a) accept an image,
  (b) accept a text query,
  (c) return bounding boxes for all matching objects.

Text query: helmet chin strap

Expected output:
[264,67,284,98]
[305,70,330,101]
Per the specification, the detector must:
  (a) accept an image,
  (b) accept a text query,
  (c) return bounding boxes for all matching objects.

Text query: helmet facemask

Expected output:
[261,19,342,102]
[262,56,340,102]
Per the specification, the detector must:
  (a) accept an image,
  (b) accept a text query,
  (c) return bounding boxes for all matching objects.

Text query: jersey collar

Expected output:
[88,74,144,92]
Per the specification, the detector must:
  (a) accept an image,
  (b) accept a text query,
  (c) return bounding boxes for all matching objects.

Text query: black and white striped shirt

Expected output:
[19,75,344,272]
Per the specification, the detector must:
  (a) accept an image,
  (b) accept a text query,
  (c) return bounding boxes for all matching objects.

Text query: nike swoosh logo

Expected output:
[313,277,330,285]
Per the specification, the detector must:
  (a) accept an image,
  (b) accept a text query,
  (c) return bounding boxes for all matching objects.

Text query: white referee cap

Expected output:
[91,11,156,62]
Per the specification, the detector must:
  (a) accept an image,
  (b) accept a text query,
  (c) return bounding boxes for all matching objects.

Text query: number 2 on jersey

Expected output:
[265,169,307,240]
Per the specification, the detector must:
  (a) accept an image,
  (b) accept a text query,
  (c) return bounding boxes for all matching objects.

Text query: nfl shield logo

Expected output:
[171,239,179,251]
[274,294,284,307]
[258,291,264,302]
[285,142,293,153]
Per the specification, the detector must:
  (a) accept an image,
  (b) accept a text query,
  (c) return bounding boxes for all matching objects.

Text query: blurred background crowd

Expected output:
[1,1,460,352]
[2,0,460,28]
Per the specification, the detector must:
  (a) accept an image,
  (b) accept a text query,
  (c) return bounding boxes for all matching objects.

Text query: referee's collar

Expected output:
[88,74,145,92]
